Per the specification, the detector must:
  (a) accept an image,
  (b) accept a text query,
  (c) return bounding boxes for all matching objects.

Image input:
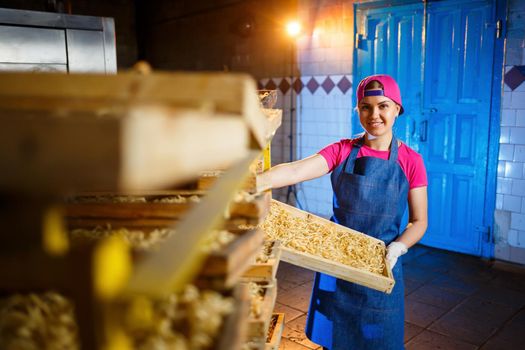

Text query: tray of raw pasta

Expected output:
[262,200,395,294]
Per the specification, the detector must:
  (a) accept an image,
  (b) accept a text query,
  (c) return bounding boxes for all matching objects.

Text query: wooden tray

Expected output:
[65,191,271,230]
[246,280,278,340]
[242,241,281,282]
[198,172,271,194]
[197,158,271,194]
[0,71,269,148]
[265,313,285,350]
[214,283,250,350]
[271,200,395,294]
[0,107,250,193]
[196,229,265,290]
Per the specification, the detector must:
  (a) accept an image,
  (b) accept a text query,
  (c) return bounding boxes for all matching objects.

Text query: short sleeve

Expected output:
[318,141,344,172]
[407,153,428,189]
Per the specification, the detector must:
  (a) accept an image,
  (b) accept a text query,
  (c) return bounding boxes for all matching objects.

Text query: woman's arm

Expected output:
[396,186,428,248]
[259,154,330,189]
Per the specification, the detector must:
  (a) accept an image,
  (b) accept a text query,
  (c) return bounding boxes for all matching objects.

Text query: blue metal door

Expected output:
[353,2,424,148]
[354,0,498,256]
[420,0,496,255]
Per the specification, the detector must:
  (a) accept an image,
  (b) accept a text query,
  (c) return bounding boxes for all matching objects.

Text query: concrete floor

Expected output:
[274,245,525,349]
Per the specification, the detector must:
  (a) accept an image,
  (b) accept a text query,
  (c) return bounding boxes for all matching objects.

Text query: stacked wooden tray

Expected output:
[65,191,271,231]
[197,154,271,194]
[242,241,281,282]
[214,283,251,350]
[0,71,268,193]
[265,313,285,350]
[197,229,265,290]
[0,70,277,350]
[243,279,278,350]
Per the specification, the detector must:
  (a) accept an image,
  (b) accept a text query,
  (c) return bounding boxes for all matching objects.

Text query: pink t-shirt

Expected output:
[318,138,428,189]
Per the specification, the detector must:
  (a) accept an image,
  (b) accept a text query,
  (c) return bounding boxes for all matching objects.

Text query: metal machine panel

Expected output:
[67,29,106,73]
[0,25,66,64]
[102,17,117,73]
[0,7,102,30]
[0,63,67,72]
[0,8,116,74]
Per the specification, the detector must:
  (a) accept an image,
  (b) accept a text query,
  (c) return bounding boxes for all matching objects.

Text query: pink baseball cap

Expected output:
[356,74,404,115]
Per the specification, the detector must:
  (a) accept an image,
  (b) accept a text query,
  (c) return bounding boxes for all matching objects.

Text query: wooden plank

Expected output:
[67,217,263,233]
[0,108,249,192]
[67,218,177,231]
[242,241,281,282]
[222,217,261,232]
[229,192,271,219]
[198,170,270,194]
[271,200,395,293]
[195,229,264,291]
[65,202,193,219]
[281,247,393,293]
[265,313,285,350]
[247,280,278,339]
[200,229,264,276]
[198,154,267,192]
[65,191,270,233]
[0,71,269,149]
[215,284,250,350]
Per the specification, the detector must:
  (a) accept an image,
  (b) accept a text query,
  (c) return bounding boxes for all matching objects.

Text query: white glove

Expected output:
[386,242,408,269]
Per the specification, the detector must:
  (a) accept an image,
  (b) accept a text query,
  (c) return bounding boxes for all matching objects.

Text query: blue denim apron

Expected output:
[305,136,409,350]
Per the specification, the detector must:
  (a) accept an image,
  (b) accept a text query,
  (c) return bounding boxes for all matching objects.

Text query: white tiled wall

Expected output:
[496,83,525,262]
[494,0,525,264]
[295,78,353,218]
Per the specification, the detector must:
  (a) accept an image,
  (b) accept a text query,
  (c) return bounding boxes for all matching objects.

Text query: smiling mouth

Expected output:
[368,121,384,127]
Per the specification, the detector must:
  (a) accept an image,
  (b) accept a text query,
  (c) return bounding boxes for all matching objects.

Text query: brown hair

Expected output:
[365,80,384,90]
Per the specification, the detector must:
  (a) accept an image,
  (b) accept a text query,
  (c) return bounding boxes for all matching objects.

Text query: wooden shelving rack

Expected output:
[0,71,283,350]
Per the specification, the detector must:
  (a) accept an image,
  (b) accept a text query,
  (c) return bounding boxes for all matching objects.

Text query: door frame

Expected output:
[482,0,507,258]
[352,0,507,258]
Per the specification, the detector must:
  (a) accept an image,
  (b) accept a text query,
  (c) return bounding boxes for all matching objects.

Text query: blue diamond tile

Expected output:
[322,76,336,94]
[293,78,304,94]
[265,79,277,90]
[504,66,525,91]
[306,77,320,93]
[279,78,290,94]
[337,75,352,94]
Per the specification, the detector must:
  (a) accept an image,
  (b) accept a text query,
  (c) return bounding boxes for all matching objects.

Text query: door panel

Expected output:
[353,3,424,148]
[420,0,494,255]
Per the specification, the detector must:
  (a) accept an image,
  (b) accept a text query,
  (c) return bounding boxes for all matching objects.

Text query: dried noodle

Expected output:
[262,202,386,275]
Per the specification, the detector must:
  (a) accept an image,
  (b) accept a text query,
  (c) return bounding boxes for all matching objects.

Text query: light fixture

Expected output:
[286,20,302,38]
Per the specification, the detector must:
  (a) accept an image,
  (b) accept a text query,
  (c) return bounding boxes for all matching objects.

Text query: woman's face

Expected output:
[358,91,401,138]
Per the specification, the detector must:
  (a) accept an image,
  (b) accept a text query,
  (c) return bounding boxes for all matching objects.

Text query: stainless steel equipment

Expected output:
[0,7,116,73]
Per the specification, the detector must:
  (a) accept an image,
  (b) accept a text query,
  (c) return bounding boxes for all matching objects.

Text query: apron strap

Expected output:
[342,135,399,174]
[388,135,400,162]
[342,136,365,174]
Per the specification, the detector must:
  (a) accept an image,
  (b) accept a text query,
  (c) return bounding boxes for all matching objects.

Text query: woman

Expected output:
[261,74,428,349]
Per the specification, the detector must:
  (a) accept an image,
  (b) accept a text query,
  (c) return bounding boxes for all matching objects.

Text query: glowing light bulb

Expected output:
[286,20,302,37]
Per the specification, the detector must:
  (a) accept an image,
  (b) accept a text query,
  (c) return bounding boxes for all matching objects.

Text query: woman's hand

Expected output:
[386,241,408,268]
[258,154,330,189]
